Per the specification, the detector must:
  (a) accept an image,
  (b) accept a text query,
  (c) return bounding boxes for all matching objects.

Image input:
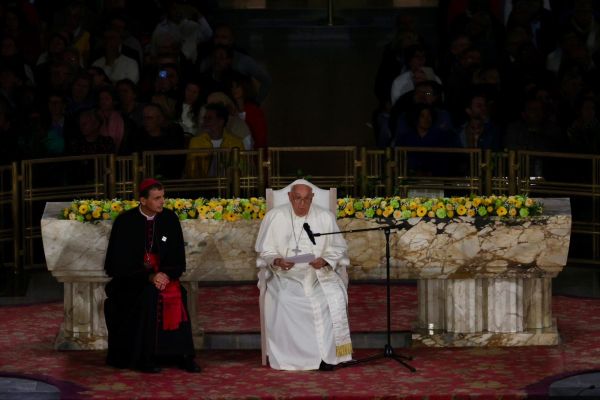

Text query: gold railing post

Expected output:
[132,152,140,198]
[385,147,393,196]
[484,149,492,196]
[11,162,21,275]
[508,150,517,195]
[108,154,116,199]
[231,147,240,198]
[257,148,265,196]
[359,147,367,197]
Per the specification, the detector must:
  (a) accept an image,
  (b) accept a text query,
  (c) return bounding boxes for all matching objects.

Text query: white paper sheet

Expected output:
[284,253,316,263]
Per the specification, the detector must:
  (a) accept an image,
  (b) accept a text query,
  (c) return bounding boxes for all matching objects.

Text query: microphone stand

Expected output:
[314,221,416,372]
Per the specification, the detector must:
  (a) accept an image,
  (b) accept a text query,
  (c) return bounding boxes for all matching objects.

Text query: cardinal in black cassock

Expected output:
[104,178,199,373]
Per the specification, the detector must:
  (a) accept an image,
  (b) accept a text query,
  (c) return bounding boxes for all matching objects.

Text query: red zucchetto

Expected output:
[139,178,161,193]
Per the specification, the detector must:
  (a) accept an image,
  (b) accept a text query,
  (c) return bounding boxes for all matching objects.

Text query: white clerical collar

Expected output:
[139,207,156,220]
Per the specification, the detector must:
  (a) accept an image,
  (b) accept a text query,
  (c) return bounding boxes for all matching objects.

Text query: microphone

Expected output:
[303,223,316,245]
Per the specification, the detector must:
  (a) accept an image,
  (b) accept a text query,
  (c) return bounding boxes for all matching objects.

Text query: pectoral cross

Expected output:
[292,247,301,256]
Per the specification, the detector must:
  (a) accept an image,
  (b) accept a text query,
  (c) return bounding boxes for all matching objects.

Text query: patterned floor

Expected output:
[1,284,600,399]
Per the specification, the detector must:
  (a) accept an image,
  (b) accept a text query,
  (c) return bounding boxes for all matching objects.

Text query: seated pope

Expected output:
[255,179,353,371]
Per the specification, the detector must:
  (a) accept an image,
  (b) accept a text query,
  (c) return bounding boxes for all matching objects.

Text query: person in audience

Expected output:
[66,73,94,115]
[504,97,562,152]
[200,24,271,103]
[203,91,253,150]
[186,102,243,178]
[92,28,139,84]
[255,179,352,371]
[116,78,145,130]
[393,104,457,176]
[567,96,600,153]
[390,44,442,106]
[176,80,204,140]
[457,91,502,150]
[150,2,212,64]
[60,2,92,65]
[104,178,200,374]
[230,73,267,148]
[68,108,116,155]
[108,12,144,68]
[41,93,67,156]
[136,103,185,179]
[97,86,126,153]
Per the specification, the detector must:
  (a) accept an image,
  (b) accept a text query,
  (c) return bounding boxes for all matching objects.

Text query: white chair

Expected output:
[257,181,340,366]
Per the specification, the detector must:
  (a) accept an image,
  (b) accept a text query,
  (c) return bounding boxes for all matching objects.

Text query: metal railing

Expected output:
[266,146,358,196]
[0,162,19,274]
[2,146,600,271]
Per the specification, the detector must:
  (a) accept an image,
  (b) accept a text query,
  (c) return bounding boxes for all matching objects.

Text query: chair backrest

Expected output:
[266,180,337,213]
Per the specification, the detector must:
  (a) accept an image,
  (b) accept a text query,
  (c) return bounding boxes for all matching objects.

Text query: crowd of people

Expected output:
[0,0,269,178]
[374,0,600,175]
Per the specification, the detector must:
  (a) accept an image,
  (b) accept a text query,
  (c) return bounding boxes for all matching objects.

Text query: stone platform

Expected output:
[41,198,571,349]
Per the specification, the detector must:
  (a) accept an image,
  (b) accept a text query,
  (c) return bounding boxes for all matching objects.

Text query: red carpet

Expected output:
[1,284,600,399]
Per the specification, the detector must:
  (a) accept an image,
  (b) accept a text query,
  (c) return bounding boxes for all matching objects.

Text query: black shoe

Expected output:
[180,356,201,373]
[137,362,162,373]
[318,361,335,371]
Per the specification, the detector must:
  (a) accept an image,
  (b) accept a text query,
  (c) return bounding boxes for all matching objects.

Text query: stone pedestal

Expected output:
[413,277,557,346]
[42,198,571,350]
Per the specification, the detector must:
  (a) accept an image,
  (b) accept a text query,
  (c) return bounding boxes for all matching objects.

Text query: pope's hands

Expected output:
[150,272,170,291]
[309,257,328,270]
[274,258,295,271]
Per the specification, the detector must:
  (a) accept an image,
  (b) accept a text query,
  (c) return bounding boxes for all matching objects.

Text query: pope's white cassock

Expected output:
[255,196,352,370]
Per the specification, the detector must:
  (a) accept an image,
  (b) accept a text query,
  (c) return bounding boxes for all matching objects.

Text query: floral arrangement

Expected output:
[62,195,542,223]
[335,195,542,220]
[62,198,267,223]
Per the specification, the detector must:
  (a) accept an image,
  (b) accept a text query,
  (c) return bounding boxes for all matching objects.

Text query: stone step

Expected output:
[203,331,411,350]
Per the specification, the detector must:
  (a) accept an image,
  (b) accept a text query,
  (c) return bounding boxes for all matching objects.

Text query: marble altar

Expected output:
[42,198,571,350]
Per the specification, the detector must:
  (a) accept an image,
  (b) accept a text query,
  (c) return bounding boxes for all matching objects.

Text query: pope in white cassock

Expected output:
[255,180,352,371]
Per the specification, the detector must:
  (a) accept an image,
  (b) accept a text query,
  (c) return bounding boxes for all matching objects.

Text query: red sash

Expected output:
[146,253,189,330]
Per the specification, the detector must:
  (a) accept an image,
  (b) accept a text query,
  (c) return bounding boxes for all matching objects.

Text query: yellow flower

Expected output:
[174,199,184,210]
[465,200,472,209]
[258,211,265,219]
[78,204,89,215]
[409,201,417,210]
[344,204,354,216]
[337,198,346,207]
[515,200,522,208]
[392,210,401,219]
[467,209,476,217]
[446,203,454,211]
[525,198,534,207]
[473,198,481,207]
[188,209,197,218]
[487,206,494,213]
[457,205,467,216]
[509,207,517,217]
[63,208,69,218]
[496,206,507,216]
[447,210,454,218]
[416,206,427,217]
[102,212,110,220]
[355,211,365,219]
[376,209,382,216]
[85,214,92,220]
[427,211,435,218]
[215,205,223,213]
[411,211,417,218]
[92,208,102,219]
